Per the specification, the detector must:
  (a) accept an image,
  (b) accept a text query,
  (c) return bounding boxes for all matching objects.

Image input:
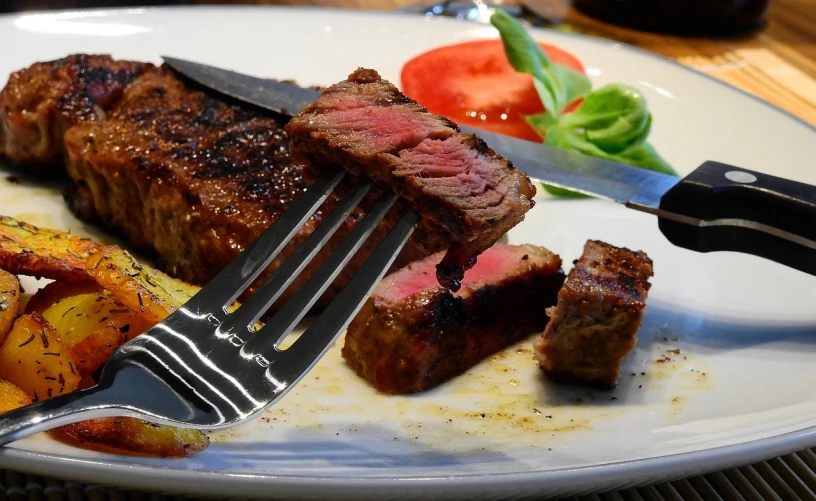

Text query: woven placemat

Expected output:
[3,448,816,499]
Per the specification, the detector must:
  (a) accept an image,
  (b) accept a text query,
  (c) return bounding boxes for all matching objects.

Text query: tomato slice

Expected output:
[401,39,585,142]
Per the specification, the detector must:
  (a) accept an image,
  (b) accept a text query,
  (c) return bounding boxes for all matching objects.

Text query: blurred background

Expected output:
[0,0,776,36]
[0,0,812,124]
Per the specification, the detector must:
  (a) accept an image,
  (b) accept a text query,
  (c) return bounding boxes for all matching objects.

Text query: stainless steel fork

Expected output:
[0,171,416,445]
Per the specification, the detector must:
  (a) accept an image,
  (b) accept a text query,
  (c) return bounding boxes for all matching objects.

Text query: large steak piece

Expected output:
[62,67,425,304]
[0,55,425,307]
[343,243,564,393]
[286,68,537,291]
[0,54,152,171]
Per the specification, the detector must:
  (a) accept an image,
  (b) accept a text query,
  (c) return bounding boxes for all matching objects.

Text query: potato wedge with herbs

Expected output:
[0,216,99,281]
[0,379,33,413]
[0,270,21,345]
[25,279,103,316]
[0,220,214,458]
[69,328,128,377]
[86,246,199,324]
[0,314,81,400]
[27,281,154,375]
[58,417,209,458]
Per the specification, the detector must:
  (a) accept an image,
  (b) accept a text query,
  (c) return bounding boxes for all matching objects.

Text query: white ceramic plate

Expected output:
[1,6,816,500]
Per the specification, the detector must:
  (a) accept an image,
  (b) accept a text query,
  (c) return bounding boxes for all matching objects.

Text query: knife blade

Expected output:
[161,56,677,214]
[162,56,816,277]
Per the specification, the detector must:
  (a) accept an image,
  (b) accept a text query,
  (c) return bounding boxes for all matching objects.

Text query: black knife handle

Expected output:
[658,161,816,276]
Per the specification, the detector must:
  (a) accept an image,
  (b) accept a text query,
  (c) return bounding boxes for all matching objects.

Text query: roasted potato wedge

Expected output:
[0,379,33,413]
[0,314,81,400]
[25,279,103,315]
[0,216,99,281]
[86,247,199,324]
[77,374,96,389]
[34,281,154,346]
[27,281,154,375]
[0,222,214,457]
[0,270,21,345]
[58,417,209,458]
[69,328,126,376]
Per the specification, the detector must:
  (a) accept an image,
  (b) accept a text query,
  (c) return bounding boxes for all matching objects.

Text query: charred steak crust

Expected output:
[61,65,423,306]
[0,55,153,170]
[286,68,536,292]
[64,68,304,281]
[343,243,564,394]
[533,240,654,389]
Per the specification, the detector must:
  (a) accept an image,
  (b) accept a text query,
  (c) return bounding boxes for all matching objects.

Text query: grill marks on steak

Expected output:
[0,55,153,171]
[533,240,654,388]
[286,68,536,291]
[343,243,564,394]
[61,67,423,306]
[63,69,301,273]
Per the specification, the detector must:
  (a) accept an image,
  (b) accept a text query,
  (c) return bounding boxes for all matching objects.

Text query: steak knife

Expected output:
[163,56,816,277]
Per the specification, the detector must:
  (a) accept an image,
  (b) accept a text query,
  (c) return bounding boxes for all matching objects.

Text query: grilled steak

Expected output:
[0,54,428,306]
[343,243,564,394]
[0,55,153,171]
[60,66,425,305]
[533,240,653,388]
[286,68,536,291]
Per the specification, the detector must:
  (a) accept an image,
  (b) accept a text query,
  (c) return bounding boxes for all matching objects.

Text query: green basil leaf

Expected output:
[542,184,591,197]
[490,10,590,115]
[531,78,558,118]
[541,123,676,196]
[617,141,677,175]
[490,13,674,198]
[586,112,651,154]
[523,112,558,137]
[539,124,591,197]
[552,63,592,110]
[558,83,651,154]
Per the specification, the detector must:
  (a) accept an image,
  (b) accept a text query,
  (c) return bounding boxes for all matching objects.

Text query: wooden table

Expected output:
[205,0,816,125]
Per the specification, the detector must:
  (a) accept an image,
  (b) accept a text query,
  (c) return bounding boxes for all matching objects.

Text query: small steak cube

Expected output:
[534,240,654,388]
[286,68,536,291]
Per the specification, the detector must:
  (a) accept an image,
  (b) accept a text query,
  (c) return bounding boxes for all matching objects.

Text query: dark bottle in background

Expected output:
[572,0,771,36]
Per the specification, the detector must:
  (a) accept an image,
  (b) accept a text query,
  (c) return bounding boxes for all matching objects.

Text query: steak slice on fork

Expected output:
[286,68,537,291]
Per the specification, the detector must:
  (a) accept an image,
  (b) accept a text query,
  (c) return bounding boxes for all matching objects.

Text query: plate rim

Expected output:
[1,5,816,498]
[3,424,816,497]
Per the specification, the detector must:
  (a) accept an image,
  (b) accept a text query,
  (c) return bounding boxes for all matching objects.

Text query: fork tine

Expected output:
[217,181,373,338]
[280,210,417,376]
[240,191,401,358]
[182,172,345,314]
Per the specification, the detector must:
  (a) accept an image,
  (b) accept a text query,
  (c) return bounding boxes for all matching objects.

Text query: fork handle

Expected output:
[0,385,127,446]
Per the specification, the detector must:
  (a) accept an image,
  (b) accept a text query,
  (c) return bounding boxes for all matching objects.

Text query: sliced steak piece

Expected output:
[343,243,564,394]
[533,240,654,388]
[286,68,536,291]
[0,54,153,171]
[62,67,425,307]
